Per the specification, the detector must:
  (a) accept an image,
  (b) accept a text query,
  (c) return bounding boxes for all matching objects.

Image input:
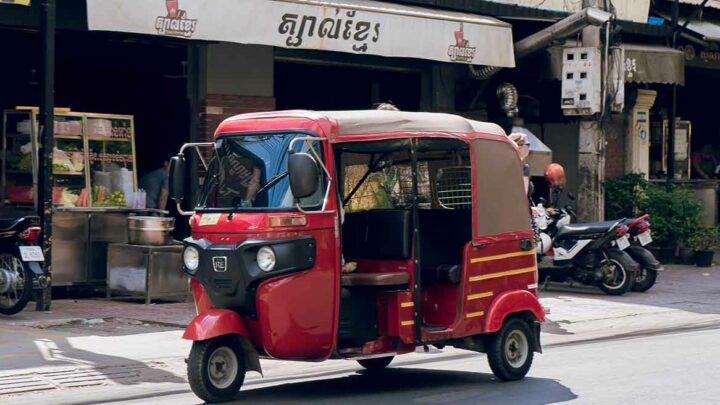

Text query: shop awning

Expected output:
[668,15,720,42]
[86,0,515,67]
[545,43,685,85]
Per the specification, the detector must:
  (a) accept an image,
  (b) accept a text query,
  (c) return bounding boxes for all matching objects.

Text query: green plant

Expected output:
[687,226,720,251]
[639,186,703,249]
[604,173,648,219]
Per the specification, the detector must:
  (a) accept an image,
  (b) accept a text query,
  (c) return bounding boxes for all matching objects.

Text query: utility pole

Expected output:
[576,0,608,222]
[668,0,679,184]
[36,0,56,311]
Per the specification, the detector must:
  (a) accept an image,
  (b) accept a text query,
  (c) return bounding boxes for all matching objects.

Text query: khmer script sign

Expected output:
[87,0,515,67]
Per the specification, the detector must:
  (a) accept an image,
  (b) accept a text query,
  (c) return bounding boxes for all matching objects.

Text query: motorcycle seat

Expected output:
[0,218,26,232]
[554,220,618,239]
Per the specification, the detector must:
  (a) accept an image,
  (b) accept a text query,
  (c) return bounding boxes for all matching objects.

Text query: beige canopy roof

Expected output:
[322,110,506,136]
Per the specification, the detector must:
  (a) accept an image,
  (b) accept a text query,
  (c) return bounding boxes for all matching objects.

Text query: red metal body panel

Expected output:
[190,279,213,315]
[377,291,415,345]
[183,309,251,341]
[485,290,545,333]
[423,232,539,341]
[255,221,339,360]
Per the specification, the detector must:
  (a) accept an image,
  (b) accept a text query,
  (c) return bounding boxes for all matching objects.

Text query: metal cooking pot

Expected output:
[127,216,175,246]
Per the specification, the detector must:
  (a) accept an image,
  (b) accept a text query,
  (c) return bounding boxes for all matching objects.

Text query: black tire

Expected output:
[632,268,658,292]
[357,356,394,371]
[487,318,534,381]
[0,253,33,316]
[187,336,245,403]
[598,248,637,296]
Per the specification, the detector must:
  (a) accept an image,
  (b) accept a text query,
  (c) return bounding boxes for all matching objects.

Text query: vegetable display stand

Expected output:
[2,108,164,287]
[2,108,138,209]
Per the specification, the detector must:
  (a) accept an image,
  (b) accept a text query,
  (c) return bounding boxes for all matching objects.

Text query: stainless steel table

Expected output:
[53,208,168,287]
[106,243,188,304]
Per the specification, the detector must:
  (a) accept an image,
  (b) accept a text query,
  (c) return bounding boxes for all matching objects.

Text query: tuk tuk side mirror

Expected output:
[169,155,186,201]
[288,152,319,199]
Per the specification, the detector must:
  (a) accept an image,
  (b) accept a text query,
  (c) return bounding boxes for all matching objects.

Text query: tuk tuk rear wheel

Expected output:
[487,318,534,381]
[188,336,245,403]
[357,356,394,371]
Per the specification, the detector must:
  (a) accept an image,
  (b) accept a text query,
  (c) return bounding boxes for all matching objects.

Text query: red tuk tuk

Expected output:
[169,110,544,403]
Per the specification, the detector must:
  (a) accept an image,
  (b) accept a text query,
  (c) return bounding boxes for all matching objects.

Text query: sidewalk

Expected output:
[1,264,718,398]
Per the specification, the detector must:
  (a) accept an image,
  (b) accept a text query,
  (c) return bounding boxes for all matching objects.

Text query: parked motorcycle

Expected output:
[533,201,639,295]
[0,215,47,315]
[621,214,663,292]
[533,164,639,295]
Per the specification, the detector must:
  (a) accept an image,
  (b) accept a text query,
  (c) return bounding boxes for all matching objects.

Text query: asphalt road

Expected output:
[24,327,719,405]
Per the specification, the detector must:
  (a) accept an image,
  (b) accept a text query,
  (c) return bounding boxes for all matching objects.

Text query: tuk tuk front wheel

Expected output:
[486,318,534,381]
[357,356,394,371]
[188,336,245,403]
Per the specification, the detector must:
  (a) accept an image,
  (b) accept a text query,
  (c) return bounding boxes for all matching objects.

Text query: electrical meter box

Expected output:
[561,47,602,116]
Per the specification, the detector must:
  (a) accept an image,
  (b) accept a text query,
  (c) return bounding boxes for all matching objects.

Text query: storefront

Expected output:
[1,0,521,292]
[0,1,196,289]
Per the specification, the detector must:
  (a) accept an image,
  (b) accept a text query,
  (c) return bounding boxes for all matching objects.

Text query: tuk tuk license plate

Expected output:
[616,234,630,251]
[637,231,652,246]
[19,246,44,262]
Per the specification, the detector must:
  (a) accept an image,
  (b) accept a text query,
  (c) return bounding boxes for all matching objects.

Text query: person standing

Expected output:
[691,144,718,179]
[139,161,169,210]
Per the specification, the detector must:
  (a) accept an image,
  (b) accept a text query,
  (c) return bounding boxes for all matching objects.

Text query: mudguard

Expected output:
[183,309,251,341]
[485,290,545,334]
[626,246,664,271]
[183,309,263,375]
[26,261,44,276]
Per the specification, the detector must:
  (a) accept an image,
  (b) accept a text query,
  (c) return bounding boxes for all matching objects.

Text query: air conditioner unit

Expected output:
[561,47,602,116]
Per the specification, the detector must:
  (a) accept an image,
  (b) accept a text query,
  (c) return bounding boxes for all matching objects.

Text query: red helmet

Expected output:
[544,163,566,186]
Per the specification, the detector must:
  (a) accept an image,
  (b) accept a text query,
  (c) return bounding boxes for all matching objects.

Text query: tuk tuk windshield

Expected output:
[197,133,324,210]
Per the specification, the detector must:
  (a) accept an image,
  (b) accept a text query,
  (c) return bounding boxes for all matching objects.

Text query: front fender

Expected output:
[183,309,263,375]
[183,309,250,341]
[626,246,664,271]
[485,290,545,333]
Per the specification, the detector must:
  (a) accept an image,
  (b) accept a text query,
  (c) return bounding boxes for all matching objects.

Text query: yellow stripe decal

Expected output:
[470,250,535,264]
[467,292,494,301]
[466,311,485,318]
[401,320,415,326]
[401,302,414,308]
[469,267,536,282]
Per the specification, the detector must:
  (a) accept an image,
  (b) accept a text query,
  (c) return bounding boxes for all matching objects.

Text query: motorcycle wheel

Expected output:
[598,248,636,296]
[0,253,32,315]
[632,268,658,292]
[187,335,245,403]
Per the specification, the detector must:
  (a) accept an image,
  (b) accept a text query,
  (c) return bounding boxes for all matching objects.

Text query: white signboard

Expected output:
[87,0,515,67]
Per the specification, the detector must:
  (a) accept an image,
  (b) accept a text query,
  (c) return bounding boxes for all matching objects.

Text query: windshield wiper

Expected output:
[227,171,288,219]
[256,171,288,196]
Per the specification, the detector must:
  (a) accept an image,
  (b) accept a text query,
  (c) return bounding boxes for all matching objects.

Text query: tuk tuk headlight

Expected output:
[184,246,200,273]
[257,246,276,272]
